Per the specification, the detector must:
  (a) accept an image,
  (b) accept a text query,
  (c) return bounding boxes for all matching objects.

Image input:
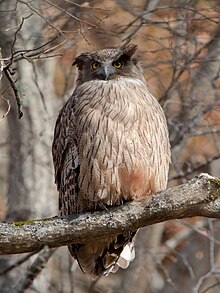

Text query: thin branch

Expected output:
[19,0,66,37]
[6,13,33,67]
[162,220,207,254]
[0,174,220,255]
[171,103,217,148]
[62,0,108,11]
[42,0,97,27]
[13,246,55,293]
[0,96,11,120]
[169,153,220,181]
[189,127,220,137]
[177,219,220,245]
[13,35,61,62]
[0,52,12,119]
[201,281,220,293]
[3,67,23,118]
[0,251,37,276]
[1,14,35,120]
[119,2,219,35]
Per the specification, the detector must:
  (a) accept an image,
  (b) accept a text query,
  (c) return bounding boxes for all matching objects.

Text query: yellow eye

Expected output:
[91,62,100,70]
[113,61,123,69]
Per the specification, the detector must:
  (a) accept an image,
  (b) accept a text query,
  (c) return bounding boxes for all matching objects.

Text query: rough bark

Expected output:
[0,173,220,255]
[0,2,32,291]
[15,1,57,219]
[0,2,59,291]
[0,0,31,222]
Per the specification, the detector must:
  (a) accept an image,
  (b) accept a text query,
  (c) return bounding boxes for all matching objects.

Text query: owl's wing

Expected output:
[52,99,79,215]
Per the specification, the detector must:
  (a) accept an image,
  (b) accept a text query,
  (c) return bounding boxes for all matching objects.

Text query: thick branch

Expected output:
[0,173,220,255]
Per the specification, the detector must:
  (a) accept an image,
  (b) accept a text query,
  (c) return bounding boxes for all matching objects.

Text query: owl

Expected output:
[52,41,170,278]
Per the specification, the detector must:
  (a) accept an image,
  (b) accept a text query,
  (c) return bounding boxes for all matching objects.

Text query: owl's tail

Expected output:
[68,232,136,278]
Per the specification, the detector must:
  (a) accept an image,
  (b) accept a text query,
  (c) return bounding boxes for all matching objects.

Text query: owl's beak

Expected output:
[103,66,110,80]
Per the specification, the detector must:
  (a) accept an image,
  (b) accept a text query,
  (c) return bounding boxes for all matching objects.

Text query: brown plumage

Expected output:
[52,42,170,278]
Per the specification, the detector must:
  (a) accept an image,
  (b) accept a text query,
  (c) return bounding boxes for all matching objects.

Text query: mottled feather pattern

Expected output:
[70,78,170,205]
[52,45,170,278]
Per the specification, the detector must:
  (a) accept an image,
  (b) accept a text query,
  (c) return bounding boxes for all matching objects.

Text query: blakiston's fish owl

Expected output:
[52,42,170,278]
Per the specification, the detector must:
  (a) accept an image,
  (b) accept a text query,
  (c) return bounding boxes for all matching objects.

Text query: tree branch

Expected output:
[1,173,220,255]
[13,246,55,293]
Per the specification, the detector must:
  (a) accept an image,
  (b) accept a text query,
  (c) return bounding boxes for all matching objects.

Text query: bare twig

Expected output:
[0,49,12,120]
[42,0,96,27]
[63,0,108,11]
[13,35,62,62]
[169,153,220,181]
[1,14,34,119]
[163,220,207,254]
[13,246,55,293]
[0,96,11,120]
[0,251,37,276]
[201,281,220,293]
[7,14,33,67]
[19,0,66,37]
[3,67,23,118]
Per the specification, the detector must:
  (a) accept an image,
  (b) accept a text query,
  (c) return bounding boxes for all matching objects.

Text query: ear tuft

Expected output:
[120,36,138,58]
[122,44,138,58]
[117,44,139,63]
[72,53,89,69]
[120,36,133,50]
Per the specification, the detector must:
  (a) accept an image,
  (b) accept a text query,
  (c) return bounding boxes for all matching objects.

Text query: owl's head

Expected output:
[73,43,144,85]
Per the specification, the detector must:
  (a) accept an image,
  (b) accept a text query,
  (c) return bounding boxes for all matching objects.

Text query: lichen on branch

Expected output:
[0,173,220,255]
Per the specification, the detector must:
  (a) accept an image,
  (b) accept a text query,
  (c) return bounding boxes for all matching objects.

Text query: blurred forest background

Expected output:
[0,0,220,292]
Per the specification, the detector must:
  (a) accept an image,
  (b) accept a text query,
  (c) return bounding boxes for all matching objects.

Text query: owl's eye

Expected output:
[91,62,101,70]
[113,61,123,69]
